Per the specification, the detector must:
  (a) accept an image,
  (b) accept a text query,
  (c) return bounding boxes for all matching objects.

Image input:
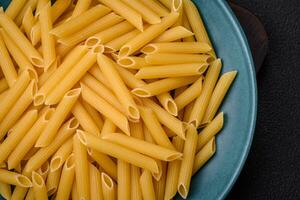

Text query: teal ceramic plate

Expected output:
[0,0,257,199]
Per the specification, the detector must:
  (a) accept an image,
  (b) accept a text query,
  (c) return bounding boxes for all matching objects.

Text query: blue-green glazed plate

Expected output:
[0,0,257,199]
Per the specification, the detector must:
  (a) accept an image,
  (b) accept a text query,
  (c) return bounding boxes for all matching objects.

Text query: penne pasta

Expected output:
[182,11,195,42]
[38,58,59,87]
[38,161,50,181]
[132,76,198,97]
[71,0,92,18]
[15,0,38,26]
[0,78,8,93]
[140,170,156,200]
[99,0,143,31]
[119,12,179,57]
[88,65,111,89]
[46,166,62,196]
[50,138,73,172]
[36,88,81,147]
[145,53,212,65]
[25,188,35,200]
[22,7,36,39]
[139,0,169,17]
[89,163,103,200]
[158,0,172,9]
[101,172,116,200]
[157,92,178,116]
[203,71,237,122]
[102,132,182,161]
[71,181,79,200]
[77,130,159,174]
[118,159,131,200]
[97,54,139,121]
[154,161,167,200]
[5,0,27,20]
[142,42,211,54]
[32,171,48,200]
[117,56,149,69]
[0,169,32,187]
[153,26,194,42]
[0,181,11,200]
[189,59,222,127]
[11,186,28,200]
[178,125,198,199]
[73,134,90,200]
[131,165,143,200]
[135,63,208,79]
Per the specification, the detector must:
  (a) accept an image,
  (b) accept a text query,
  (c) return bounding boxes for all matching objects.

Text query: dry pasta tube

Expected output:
[102,132,182,161]
[97,54,140,121]
[49,138,73,172]
[152,26,194,42]
[77,130,159,174]
[178,125,198,199]
[131,165,143,200]
[0,182,11,200]
[193,137,216,175]
[36,88,81,147]
[140,170,156,200]
[117,159,131,200]
[70,0,92,18]
[81,100,104,130]
[5,0,27,20]
[145,53,213,65]
[15,0,38,26]
[99,0,143,31]
[89,163,103,200]
[140,0,169,17]
[0,78,8,93]
[119,12,179,57]
[135,63,208,79]
[101,172,116,200]
[0,169,32,187]
[71,181,79,200]
[46,166,62,196]
[32,171,48,200]
[117,56,149,69]
[11,186,28,200]
[189,59,222,127]
[37,161,50,181]
[157,92,178,116]
[154,161,167,200]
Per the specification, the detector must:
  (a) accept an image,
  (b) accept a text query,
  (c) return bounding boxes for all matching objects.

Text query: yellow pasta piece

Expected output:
[145,53,212,65]
[37,161,50,181]
[0,181,11,200]
[135,63,208,79]
[0,33,18,87]
[132,76,198,97]
[7,108,54,170]
[0,11,43,66]
[182,10,195,42]
[131,165,142,200]
[45,50,96,105]
[51,5,110,37]
[119,12,179,57]
[193,137,216,175]
[46,166,62,196]
[157,92,178,116]
[32,171,48,200]
[140,170,156,200]
[71,0,92,18]
[73,134,90,200]
[36,88,81,147]
[178,125,198,199]
[24,188,35,200]
[5,0,27,20]
[38,58,58,87]
[58,13,123,47]
[22,7,36,40]
[15,0,38,26]
[97,54,139,121]
[117,159,131,200]
[49,138,72,172]
[139,0,169,17]
[142,42,211,54]
[117,56,149,69]
[172,0,183,26]
[0,78,8,93]
[158,0,172,9]
[77,130,159,174]
[153,26,194,42]
[88,65,111,89]
[88,164,103,200]
[82,100,104,130]
[0,169,32,187]
[99,0,143,31]
[175,76,203,111]
[189,59,222,127]
[72,181,79,200]
[0,80,37,140]
[23,117,79,174]
[203,71,237,122]
[81,83,130,134]
[101,172,116,200]
[154,161,167,200]
[102,132,182,161]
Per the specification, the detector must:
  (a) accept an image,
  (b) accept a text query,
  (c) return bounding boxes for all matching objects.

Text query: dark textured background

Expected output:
[227,0,300,199]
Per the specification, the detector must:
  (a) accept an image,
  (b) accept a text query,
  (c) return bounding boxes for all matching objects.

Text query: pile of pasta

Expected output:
[0,0,237,199]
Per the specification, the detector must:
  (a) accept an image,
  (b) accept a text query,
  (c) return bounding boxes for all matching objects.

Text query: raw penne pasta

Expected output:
[164,136,185,200]
[0,11,43,66]
[23,117,79,174]
[117,56,149,69]
[121,0,161,24]
[117,159,131,200]
[0,80,37,140]
[131,165,143,200]
[197,112,223,151]
[115,65,146,88]
[73,134,90,200]
[99,0,143,31]
[154,161,167,200]
[88,163,103,200]
[0,33,18,87]
[172,0,183,25]
[0,181,11,200]
[139,106,176,149]
[38,58,58,87]
[45,50,96,105]
[71,181,79,200]
[145,53,212,65]
[81,83,130,134]
[88,65,111,89]
[15,0,38,26]
[77,130,159,174]
[5,0,27,20]
[7,108,54,170]
[101,172,116,200]
[0,169,32,187]
[189,59,222,126]
[140,170,156,200]
[46,166,62,196]
[119,12,179,57]
[38,161,50,181]
[39,2,56,69]
[58,13,123,47]
[153,26,194,42]
[158,0,172,9]
[0,109,37,163]
[142,42,211,54]
[25,188,35,200]
[0,78,8,93]
[32,171,48,200]
[102,132,182,161]
[22,7,36,39]
[51,5,111,37]
[178,125,198,199]
[182,11,195,42]
[72,100,100,135]
[203,71,237,122]
[132,76,198,97]
[183,100,194,122]
[81,100,104,130]
[11,186,28,200]
[71,0,92,18]
[56,154,75,200]
[97,54,139,121]
[36,88,81,147]
[157,92,178,116]
[135,63,208,79]
[193,137,216,175]
[50,138,73,172]
[175,76,203,110]
[139,0,169,17]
